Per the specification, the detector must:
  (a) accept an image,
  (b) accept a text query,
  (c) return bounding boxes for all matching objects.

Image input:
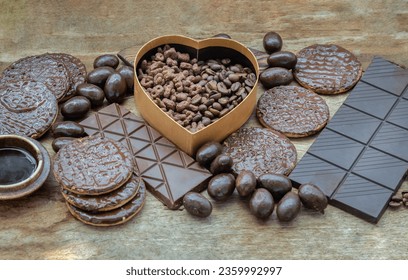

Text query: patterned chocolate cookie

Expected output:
[53,135,134,195]
[257,85,330,138]
[1,54,70,101]
[62,174,143,212]
[49,53,87,101]
[294,44,362,94]
[66,182,146,227]
[223,127,297,177]
[0,80,58,138]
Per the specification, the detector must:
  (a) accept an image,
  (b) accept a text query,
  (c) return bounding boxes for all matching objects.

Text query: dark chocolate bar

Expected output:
[80,104,212,209]
[289,57,408,223]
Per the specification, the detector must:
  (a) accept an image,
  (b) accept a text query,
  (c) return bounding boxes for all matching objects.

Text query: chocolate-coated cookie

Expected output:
[223,127,297,177]
[294,44,362,94]
[49,53,87,101]
[66,182,146,227]
[1,54,70,101]
[62,174,143,212]
[0,80,58,138]
[53,135,134,195]
[257,85,330,138]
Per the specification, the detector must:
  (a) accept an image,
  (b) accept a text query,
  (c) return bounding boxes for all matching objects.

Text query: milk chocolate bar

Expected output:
[80,104,212,209]
[289,57,408,223]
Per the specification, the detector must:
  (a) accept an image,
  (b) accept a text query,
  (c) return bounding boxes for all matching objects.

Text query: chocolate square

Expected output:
[80,104,212,209]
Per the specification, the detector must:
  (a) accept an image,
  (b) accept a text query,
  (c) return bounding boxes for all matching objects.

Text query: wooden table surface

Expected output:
[1,0,408,260]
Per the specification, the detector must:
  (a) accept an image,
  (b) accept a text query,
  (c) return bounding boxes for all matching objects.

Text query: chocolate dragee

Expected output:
[80,103,212,209]
[289,57,408,223]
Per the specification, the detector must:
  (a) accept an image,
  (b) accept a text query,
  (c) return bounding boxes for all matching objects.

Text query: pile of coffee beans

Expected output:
[388,192,408,209]
[60,54,134,120]
[183,141,328,222]
[259,31,297,89]
[136,45,256,132]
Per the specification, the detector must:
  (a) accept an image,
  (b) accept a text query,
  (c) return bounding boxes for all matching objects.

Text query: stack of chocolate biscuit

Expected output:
[53,135,146,226]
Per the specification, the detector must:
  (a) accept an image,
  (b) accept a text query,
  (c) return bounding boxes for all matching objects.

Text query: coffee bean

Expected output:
[249,188,274,219]
[298,183,328,213]
[76,83,105,107]
[212,33,232,39]
[191,94,202,105]
[207,173,235,201]
[52,137,76,153]
[61,96,91,119]
[219,108,229,117]
[209,107,220,117]
[210,92,222,100]
[52,121,84,138]
[117,65,135,91]
[217,82,229,95]
[389,200,402,208]
[104,73,127,104]
[276,192,301,222]
[204,110,215,119]
[263,31,283,54]
[236,170,257,197]
[183,192,212,218]
[267,51,297,69]
[196,141,223,166]
[228,73,240,83]
[209,154,233,175]
[260,67,293,89]
[218,97,229,106]
[230,82,241,92]
[87,66,115,88]
[223,78,232,88]
[202,117,211,126]
[212,102,223,111]
[198,104,207,112]
[257,173,292,202]
[93,54,119,69]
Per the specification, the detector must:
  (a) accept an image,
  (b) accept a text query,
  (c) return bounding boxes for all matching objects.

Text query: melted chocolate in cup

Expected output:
[0,147,37,185]
[0,134,50,200]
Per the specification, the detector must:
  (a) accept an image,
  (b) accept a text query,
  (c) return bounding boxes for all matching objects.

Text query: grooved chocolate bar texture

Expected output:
[289,57,408,223]
[80,104,212,209]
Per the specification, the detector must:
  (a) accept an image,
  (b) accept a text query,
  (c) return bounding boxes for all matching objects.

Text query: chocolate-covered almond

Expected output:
[196,141,223,167]
[249,188,274,219]
[276,192,301,222]
[76,83,105,107]
[117,65,134,92]
[52,137,76,153]
[183,192,212,218]
[236,170,257,197]
[87,66,115,88]
[52,121,85,138]
[207,173,235,201]
[257,173,292,202]
[260,67,293,89]
[61,96,91,119]
[209,154,233,175]
[93,54,119,69]
[263,31,283,54]
[104,73,126,104]
[298,183,328,213]
[267,51,297,69]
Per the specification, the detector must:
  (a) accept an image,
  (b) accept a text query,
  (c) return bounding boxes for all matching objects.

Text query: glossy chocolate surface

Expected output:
[80,103,211,209]
[257,85,329,137]
[289,57,408,223]
[0,147,37,185]
[223,127,297,177]
[53,135,134,195]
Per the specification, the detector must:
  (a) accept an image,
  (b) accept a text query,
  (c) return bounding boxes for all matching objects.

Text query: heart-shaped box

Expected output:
[134,35,259,156]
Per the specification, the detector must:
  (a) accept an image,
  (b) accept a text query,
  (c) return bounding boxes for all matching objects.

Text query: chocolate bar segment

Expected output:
[290,56,408,223]
[80,104,211,209]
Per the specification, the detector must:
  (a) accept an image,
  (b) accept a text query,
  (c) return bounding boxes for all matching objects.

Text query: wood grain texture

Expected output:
[1,0,408,260]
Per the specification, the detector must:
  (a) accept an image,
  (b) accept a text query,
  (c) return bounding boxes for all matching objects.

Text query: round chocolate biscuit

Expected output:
[49,53,87,101]
[1,54,70,101]
[0,80,58,138]
[66,182,146,227]
[62,174,143,212]
[257,85,330,138]
[294,44,362,94]
[53,135,134,195]
[223,127,297,177]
